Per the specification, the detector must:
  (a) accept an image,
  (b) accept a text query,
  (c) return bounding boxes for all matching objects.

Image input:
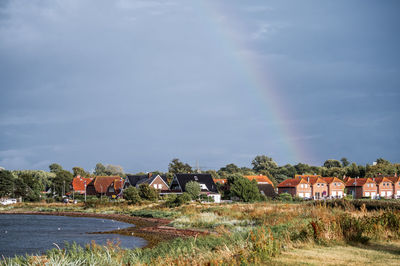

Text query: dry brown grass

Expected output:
[271,240,400,266]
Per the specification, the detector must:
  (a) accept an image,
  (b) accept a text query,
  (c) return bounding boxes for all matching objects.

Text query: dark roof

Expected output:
[174,174,218,193]
[126,175,147,186]
[136,175,169,187]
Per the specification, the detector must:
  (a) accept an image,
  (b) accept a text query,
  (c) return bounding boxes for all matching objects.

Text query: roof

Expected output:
[93,176,123,193]
[72,176,93,192]
[321,177,344,184]
[244,175,274,185]
[386,176,400,183]
[374,177,393,184]
[136,175,169,188]
[295,174,321,179]
[301,176,327,185]
[345,177,375,187]
[277,178,308,188]
[174,174,218,193]
[126,175,147,186]
[213,179,227,184]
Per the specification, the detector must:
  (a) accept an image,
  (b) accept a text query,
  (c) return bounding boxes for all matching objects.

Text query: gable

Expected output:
[174,174,218,193]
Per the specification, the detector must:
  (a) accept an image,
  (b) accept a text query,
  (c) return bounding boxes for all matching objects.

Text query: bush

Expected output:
[278,193,292,202]
[228,174,261,202]
[131,209,175,218]
[123,186,141,204]
[84,197,109,208]
[165,192,192,207]
[185,181,201,200]
[138,184,159,201]
[45,198,55,203]
[199,194,215,202]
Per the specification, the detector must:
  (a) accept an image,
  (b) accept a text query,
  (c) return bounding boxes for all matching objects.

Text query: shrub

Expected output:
[278,193,292,202]
[45,198,55,203]
[228,174,261,202]
[165,192,192,207]
[123,186,141,204]
[185,181,201,200]
[138,184,159,201]
[200,194,215,202]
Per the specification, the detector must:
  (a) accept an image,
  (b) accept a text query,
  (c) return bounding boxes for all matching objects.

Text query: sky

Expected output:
[0,0,399,173]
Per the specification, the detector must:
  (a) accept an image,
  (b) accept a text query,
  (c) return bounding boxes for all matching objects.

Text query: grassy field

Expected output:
[1,200,400,265]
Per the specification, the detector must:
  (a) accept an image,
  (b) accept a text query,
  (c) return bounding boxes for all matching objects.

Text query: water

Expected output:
[0,214,147,258]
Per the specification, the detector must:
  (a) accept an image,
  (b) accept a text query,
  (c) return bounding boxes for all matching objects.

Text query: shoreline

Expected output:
[0,211,208,248]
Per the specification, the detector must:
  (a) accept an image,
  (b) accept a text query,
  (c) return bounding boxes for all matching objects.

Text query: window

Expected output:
[158,184,162,189]
[305,184,308,188]
[365,192,370,196]
[301,184,304,188]
[194,176,198,181]
[317,184,320,187]
[334,183,337,186]
[153,184,157,189]
[200,183,208,190]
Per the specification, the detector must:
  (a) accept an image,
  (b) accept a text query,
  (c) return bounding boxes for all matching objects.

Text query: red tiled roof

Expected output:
[214,179,227,184]
[278,178,307,188]
[93,176,123,193]
[374,177,393,184]
[345,177,375,187]
[114,178,125,191]
[244,175,274,185]
[321,177,344,184]
[301,176,327,185]
[295,174,321,179]
[72,176,93,192]
[386,176,400,183]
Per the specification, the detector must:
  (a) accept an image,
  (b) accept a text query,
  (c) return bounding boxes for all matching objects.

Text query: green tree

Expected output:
[228,174,261,202]
[94,163,107,176]
[0,170,15,198]
[346,163,360,178]
[53,170,74,196]
[340,157,350,167]
[251,155,278,173]
[72,167,90,177]
[323,159,342,169]
[49,163,63,173]
[168,158,192,174]
[185,181,201,200]
[294,163,311,175]
[123,186,141,204]
[138,184,159,201]
[376,158,390,165]
[105,164,125,176]
[219,163,241,174]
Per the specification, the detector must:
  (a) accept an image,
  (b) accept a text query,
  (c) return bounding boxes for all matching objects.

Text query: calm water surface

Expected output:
[0,214,147,257]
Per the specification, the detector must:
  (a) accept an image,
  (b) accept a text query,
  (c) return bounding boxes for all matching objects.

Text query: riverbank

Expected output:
[0,210,208,248]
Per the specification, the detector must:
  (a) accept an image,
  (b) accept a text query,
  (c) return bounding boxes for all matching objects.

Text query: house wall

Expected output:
[377,182,394,198]
[363,182,378,198]
[296,183,312,198]
[278,187,296,197]
[150,176,169,190]
[328,182,345,198]
[394,181,400,199]
[311,183,328,199]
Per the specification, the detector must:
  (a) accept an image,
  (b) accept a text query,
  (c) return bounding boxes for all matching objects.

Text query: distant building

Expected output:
[124,173,169,191]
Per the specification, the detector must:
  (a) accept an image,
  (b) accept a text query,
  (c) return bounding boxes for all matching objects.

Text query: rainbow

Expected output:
[199,1,313,164]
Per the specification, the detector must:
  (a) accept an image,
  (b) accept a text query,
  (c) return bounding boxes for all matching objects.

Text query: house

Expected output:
[169,173,221,203]
[277,178,311,198]
[375,177,394,199]
[86,176,124,197]
[345,178,377,199]
[213,178,227,184]
[321,177,345,198]
[301,176,328,199]
[71,176,94,194]
[124,173,169,191]
[244,175,276,198]
[387,175,400,199]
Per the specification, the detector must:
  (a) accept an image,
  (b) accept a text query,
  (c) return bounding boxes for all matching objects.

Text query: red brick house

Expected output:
[71,176,93,194]
[375,177,394,199]
[301,176,328,199]
[277,178,311,198]
[345,178,377,199]
[387,176,400,199]
[321,177,345,198]
[86,176,124,197]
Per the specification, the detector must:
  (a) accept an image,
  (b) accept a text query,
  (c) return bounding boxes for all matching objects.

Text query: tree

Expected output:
[105,164,125,176]
[0,170,15,198]
[340,158,350,167]
[94,163,107,175]
[345,163,360,178]
[228,174,260,202]
[53,170,73,196]
[49,163,63,173]
[323,159,342,169]
[219,163,241,174]
[185,181,201,200]
[251,155,278,173]
[376,158,390,165]
[168,159,192,174]
[72,167,90,177]
[138,184,159,201]
[123,186,141,204]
